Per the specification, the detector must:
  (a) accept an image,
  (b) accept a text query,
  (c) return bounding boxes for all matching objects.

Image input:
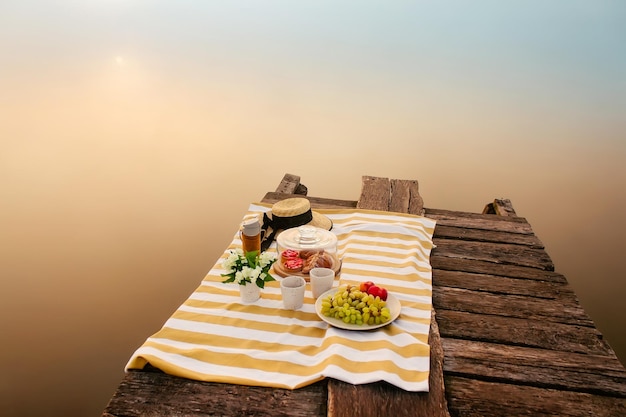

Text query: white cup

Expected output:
[309,267,335,298]
[280,276,306,310]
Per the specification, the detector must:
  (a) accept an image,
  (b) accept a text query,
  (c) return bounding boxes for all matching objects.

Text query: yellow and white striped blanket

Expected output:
[126,204,436,392]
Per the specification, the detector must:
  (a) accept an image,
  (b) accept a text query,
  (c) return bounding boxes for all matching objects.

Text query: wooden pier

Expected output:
[103,174,626,416]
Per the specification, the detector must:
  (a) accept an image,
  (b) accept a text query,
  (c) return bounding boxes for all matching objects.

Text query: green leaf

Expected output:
[221,274,236,284]
[245,250,259,268]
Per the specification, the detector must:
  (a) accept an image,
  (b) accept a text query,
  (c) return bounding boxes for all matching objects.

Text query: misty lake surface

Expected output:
[1,2,625,416]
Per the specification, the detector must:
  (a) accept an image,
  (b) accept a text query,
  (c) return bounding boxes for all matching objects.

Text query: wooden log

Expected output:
[327,175,450,417]
[444,376,626,417]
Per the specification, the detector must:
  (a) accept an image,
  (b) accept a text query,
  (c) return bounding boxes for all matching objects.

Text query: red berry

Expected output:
[367,285,381,298]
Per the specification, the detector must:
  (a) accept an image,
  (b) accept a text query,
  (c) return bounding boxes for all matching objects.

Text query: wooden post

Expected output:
[482,198,517,216]
[275,173,308,195]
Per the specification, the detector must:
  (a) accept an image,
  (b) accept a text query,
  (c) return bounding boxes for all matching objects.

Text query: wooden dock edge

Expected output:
[104,173,626,416]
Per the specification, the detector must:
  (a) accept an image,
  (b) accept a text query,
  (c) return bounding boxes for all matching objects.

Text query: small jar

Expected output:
[241,218,261,255]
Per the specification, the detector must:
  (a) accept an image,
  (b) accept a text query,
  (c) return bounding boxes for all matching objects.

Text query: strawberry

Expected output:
[367,284,388,301]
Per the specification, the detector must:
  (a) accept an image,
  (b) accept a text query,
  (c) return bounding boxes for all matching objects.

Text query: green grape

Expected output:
[321,284,393,326]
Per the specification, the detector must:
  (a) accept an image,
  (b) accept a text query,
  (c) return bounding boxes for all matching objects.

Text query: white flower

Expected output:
[222,248,243,273]
[221,248,276,288]
[259,251,276,268]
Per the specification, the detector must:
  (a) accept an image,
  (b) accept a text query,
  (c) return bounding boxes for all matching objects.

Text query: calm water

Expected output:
[1,2,625,416]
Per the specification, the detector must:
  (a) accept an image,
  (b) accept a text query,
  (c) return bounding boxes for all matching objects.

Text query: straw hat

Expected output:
[260,198,332,250]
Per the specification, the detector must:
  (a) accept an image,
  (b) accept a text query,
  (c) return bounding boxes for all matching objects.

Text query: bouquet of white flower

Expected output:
[221,248,277,288]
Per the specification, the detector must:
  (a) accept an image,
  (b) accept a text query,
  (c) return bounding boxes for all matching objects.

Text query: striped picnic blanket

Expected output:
[126,203,436,392]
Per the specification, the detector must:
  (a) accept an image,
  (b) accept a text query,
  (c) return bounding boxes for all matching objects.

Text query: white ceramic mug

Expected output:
[280,276,306,310]
[309,267,335,298]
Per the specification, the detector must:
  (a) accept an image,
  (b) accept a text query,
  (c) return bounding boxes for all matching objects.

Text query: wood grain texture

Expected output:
[442,338,626,397]
[432,238,555,271]
[436,309,613,356]
[430,256,567,283]
[433,224,545,247]
[389,178,425,216]
[433,286,594,327]
[104,369,327,417]
[275,173,308,195]
[494,198,517,216]
[432,269,577,300]
[426,207,535,234]
[357,176,390,211]
[444,377,626,417]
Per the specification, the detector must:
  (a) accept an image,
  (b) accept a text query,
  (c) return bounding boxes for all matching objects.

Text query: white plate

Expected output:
[314,288,401,330]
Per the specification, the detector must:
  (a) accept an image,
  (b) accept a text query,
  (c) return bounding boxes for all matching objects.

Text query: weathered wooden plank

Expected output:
[433,224,545,248]
[430,256,567,283]
[389,178,424,216]
[444,376,626,417]
[357,176,390,211]
[436,309,615,356]
[104,369,327,417]
[275,173,308,195]
[442,338,626,397]
[482,198,517,217]
[493,198,517,216]
[261,192,358,209]
[433,269,579,302]
[327,175,450,417]
[432,238,555,271]
[433,287,595,327]
[425,207,532,232]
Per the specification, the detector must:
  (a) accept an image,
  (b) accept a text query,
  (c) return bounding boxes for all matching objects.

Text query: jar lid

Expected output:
[276,226,337,250]
[241,218,261,236]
